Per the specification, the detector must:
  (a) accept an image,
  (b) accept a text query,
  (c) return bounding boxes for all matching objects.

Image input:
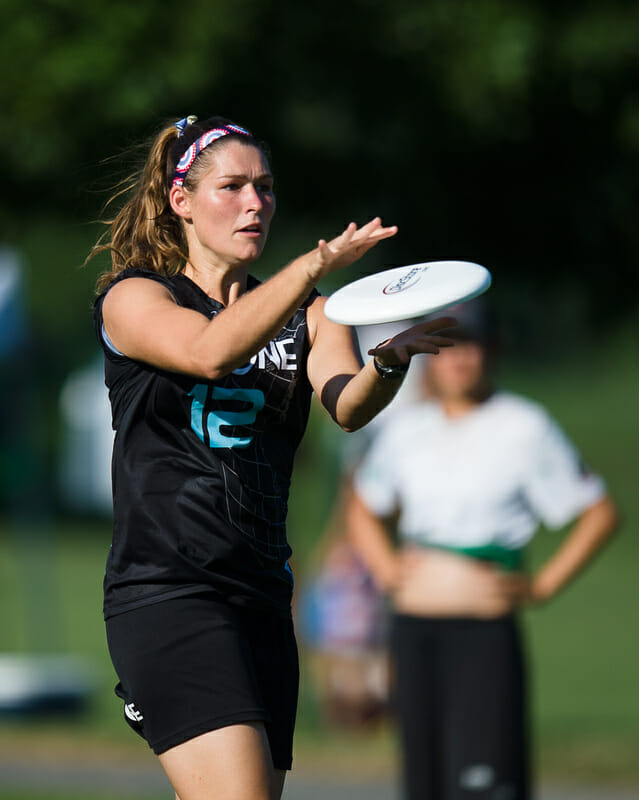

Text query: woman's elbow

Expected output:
[333,409,371,433]
[594,495,622,538]
[340,423,363,434]
[184,356,226,381]
[330,395,385,432]
[201,363,233,382]
[189,345,238,381]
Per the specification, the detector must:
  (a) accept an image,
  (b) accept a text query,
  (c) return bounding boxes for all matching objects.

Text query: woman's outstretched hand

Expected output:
[303,218,398,282]
[368,316,458,367]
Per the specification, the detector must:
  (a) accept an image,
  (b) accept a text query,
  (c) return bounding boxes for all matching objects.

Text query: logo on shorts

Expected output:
[459,764,495,790]
[124,702,144,722]
[383,266,427,295]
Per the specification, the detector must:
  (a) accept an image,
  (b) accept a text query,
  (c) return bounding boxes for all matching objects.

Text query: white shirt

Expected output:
[354,391,606,553]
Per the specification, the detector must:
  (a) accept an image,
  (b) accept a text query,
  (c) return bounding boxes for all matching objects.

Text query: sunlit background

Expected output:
[0,2,637,798]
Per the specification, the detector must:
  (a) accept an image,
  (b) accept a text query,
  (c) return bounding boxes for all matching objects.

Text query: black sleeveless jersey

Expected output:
[94,268,318,619]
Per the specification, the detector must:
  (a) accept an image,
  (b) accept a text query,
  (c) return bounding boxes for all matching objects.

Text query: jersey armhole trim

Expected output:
[101,323,125,356]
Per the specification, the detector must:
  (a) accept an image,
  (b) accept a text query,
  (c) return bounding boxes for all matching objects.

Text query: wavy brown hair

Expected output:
[88,116,262,293]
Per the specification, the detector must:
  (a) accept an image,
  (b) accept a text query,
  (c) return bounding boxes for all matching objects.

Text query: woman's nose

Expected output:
[244,184,263,211]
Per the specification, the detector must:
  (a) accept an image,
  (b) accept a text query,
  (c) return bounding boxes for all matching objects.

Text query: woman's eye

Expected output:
[259,184,273,193]
[222,183,240,191]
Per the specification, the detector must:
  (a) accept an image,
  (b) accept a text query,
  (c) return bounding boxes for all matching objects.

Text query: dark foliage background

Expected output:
[3,1,639,324]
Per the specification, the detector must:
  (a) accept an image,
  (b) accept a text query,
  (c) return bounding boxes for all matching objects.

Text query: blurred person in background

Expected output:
[87,114,456,800]
[298,524,390,728]
[348,301,619,800]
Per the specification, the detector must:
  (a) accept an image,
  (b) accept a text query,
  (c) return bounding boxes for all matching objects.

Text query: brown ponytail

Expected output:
[89,123,188,293]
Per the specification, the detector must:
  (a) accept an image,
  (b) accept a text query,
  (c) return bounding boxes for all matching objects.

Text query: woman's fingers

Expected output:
[327,218,397,256]
[366,315,460,362]
[422,316,458,333]
[350,216,384,239]
[329,221,365,250]
[368,334,455,361]
[341,221,358,242]
[423,335,456,348]
[355,217,398,241]
[380,317,459,346]
[308,217,397,281]
[499,573,531,604]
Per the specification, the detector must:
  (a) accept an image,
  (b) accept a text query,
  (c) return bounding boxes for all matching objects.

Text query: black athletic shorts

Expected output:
[392,614,529,800]
[105,593,299,767]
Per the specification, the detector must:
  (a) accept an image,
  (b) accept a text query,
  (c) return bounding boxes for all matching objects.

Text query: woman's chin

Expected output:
[237,243,265,264]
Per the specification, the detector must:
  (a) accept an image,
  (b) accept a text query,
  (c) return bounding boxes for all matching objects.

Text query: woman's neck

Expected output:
[183,260,248,306]
[441,396,480,419]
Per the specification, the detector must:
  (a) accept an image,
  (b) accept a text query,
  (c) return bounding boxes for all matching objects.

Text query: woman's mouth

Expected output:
[237,223,263,237]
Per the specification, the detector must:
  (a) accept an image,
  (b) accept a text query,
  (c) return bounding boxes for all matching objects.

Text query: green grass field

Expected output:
[0,342,636,796]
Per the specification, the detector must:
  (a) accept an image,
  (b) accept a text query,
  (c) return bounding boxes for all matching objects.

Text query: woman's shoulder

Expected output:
[96,268,178,300]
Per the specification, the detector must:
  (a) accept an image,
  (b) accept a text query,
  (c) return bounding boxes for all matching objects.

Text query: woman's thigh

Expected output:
[161,722,286,800]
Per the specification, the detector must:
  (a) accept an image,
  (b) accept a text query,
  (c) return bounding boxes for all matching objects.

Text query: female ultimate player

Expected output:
[88,115,455,800]
[349,302,620,800]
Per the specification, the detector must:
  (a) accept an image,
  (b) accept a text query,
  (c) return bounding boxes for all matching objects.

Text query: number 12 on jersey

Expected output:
[189,385,265,448]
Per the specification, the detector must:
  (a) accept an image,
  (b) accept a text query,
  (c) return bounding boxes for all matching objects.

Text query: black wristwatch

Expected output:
[373,357,410,380]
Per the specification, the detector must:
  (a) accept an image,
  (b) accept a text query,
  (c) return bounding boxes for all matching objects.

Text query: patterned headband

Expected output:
[172,117,252,188]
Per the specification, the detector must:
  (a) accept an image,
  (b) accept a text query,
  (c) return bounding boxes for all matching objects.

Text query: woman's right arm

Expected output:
[101,218,396,379]
[346,491,400,593]
[526,496,619,604]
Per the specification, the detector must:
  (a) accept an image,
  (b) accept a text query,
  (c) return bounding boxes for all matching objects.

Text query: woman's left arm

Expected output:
[306,297,455,431]
[527,496,620,604]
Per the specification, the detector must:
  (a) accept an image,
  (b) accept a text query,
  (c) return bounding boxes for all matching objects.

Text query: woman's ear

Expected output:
[169,185,192,220]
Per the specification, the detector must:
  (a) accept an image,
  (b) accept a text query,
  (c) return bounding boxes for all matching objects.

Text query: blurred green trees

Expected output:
[1,0,638,377]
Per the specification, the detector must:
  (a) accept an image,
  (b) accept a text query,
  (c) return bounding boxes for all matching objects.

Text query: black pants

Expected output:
[391,614,529,800]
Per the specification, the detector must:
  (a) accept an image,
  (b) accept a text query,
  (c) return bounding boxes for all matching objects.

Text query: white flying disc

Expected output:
[324,260,492,326]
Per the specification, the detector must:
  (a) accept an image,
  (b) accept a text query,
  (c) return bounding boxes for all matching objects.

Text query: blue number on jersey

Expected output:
[189,385,265,448]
